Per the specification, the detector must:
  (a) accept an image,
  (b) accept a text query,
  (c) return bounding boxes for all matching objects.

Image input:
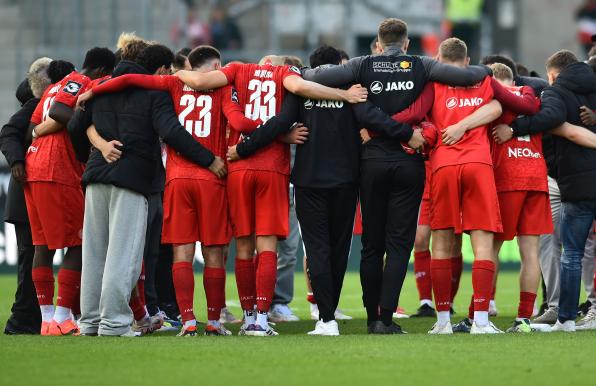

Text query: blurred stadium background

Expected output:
[0,0,592,269]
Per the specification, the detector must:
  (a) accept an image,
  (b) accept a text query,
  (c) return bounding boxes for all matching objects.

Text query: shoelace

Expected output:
[582,308,596,321]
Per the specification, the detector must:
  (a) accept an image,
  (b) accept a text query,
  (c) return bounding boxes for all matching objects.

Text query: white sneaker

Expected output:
[307,320,340,336]
[470,321,504,334]
[489,300,498,317]
[576,307,596,330]
[310,304,320,320]
[552,320,576,332]
[269,304,300,322]
[334,309,352,320]
[428,322,453,335]
[393,307,410,319]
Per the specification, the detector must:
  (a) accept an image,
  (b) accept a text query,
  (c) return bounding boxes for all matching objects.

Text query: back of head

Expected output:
[546,50,579,73]
[48,60,75,84]
[27,56,52,98]
[377,18,408,49]
[284,55,304,68]
[172,47,192,72]
[121,39,151,62]
[117,32,141,50]
[516,63,529,77]
[16,79,34,105]
[82,47,116,77]
[438,37,468,64]
[481,54,518,77]
[138,44,174,74]
[259,55,285,66]
[309,45,341,68]
[489,63,514,85]
[338,49,349,63]
[187,45,221,70]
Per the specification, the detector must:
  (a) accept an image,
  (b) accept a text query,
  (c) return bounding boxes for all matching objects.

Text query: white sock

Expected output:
[474,311,489,326]
[208,320,221,328]
[183,320,197,329]
[437,311,451,325]
[489,300,496,309]
[256,311,268,328]
[40,305,55,323]
[53,306,72,323]
[420,299,433,307]
[244,310,255,325]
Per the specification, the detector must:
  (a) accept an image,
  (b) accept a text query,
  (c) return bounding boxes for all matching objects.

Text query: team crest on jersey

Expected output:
[289,66,301,74]
[231,88,239,103]
[304,99,314,109]
[62,81,82,96]
[370,81,383,94]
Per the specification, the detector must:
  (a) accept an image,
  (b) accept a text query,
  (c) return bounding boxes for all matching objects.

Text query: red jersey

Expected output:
[220,62,302,175]
[490,85,547,193]
[428,77,494,173]
[27,72,89,187]
[90,73,258,184]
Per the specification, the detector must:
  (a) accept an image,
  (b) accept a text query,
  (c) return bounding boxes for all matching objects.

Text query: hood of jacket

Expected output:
[111,60,150,78]
[554,62,596,95]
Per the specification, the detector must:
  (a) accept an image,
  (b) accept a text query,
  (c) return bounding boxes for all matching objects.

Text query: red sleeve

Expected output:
[54,75,91,108]
[392,82,434,124]
[220,63,241,84]
[221,86,261,133]
[30,100,43,125]
[92,74,174,95]
[281,65,303,81]
[491,79,539,115]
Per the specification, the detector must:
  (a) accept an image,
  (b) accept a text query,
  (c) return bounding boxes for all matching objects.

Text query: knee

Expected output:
[560,252,582,271]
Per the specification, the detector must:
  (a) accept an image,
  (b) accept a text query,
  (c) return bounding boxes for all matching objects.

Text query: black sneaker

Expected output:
[411,304,436,318]
[4,318,40,335]
[368,320,407,334]
[452,318,472,333]
[578,300,592,317]
[538,302,548,317]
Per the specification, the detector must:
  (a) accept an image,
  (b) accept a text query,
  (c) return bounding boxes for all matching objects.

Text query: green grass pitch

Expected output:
[1,271,595,386]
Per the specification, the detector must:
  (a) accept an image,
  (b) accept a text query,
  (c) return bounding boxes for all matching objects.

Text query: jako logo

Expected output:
[446,97,484,109]
[304,99,314,109]
[370,81,383,94]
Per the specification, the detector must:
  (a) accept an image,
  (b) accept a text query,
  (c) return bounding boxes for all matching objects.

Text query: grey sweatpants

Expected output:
[539,176,595,308]
[273,185,302,305]
[79,184,148,336]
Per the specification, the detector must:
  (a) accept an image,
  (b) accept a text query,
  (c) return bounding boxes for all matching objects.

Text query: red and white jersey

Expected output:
[27,73,87,187]
[490,85,547,193]
[428,77,494,173]
[220,62,302,175]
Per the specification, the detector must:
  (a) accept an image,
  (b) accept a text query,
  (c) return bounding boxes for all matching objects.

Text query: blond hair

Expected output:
[439,37,468,63]
[27,57,52,98]
[490,63,514,82]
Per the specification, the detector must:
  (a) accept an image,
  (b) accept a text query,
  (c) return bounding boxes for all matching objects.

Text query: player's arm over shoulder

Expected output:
[422,56,490,87]
[175,66,229,91]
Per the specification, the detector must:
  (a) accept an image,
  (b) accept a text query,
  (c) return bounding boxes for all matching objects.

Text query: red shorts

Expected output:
[495,191,553,241]
[162,179,231,246]
[430,163,502,234]
[227,170,289,238]
[24,181,83,249]
[418,198,431,226]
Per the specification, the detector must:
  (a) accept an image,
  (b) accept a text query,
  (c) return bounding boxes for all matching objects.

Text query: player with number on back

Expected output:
[174,55,367,336]
[27,49,115,336]
[78,45,260,337]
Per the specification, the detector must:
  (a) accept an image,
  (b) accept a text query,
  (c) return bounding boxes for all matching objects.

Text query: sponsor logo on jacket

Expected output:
[446,97,484,109]
[304,99,344,109]
[370,80,414,94]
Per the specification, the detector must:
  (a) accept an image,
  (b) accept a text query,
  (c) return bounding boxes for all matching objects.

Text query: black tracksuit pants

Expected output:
[359,157,424,320]
[143,193,163,316]
[295,185,358,322]
[6,222,40,332]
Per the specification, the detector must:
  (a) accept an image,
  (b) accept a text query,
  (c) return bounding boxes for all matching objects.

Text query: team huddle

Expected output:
[4,17,596,337]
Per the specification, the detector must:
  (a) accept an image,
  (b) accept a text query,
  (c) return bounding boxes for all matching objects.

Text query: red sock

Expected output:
[430,259,452,312]
[137,262,146,305]
[472,260,495,312]
[306,293,316,304]
[518,291,536,319]
[172,262,195,323]
[235,258,256,311]
[129,290,147,321]
[468,295,474,320]
[32,266,55,306]
[256,251,277,313]
[450,255,463,303]
[204,267,226,321]
[56,268,81,310]
[414,251,433,301]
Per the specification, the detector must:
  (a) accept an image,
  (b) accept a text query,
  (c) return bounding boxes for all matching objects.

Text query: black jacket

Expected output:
[0,79,38,224]
[303,47,490,162]
[68,61,215,196]
[511,62,596,202]
[515,75,548,95]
